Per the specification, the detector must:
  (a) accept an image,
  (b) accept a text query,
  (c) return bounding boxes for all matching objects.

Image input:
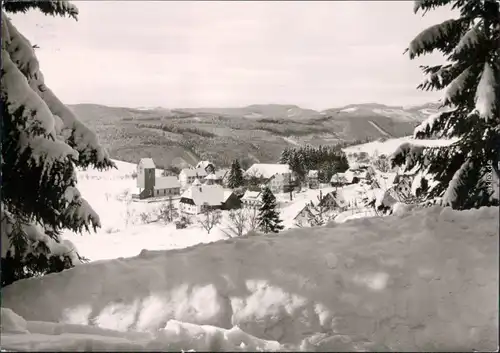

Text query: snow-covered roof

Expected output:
[196,161,214,169]
[308,170,319,178]
[154,176,180,189]
[223,190,234,202]
[180,168,208,177]
[204,173,220,180]
[244,164,291,179]
[330,173,347,182]
[374,172,397,189]
[323,191,347,207]
[216,169,230,179]
[293,205,308,220]
[192,178,202,186]
[242,190,262,201]
[139,158,155,169]
[180,185,224,206]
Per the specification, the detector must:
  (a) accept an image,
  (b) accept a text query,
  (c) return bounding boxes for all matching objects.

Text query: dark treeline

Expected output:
[279,144,350,183]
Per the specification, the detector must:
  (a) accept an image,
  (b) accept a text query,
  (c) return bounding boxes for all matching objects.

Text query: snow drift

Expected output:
[2,206,498,351]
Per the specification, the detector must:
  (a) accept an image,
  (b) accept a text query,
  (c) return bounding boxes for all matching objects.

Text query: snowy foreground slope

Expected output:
[2,206,498,351]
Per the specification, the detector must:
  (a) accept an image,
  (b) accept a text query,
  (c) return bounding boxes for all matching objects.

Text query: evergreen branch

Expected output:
[2,0,78,20]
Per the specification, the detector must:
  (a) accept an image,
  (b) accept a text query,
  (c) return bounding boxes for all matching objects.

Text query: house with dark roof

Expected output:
[241,190,263,208]
[179,184,240,214]
[195,160,216,174]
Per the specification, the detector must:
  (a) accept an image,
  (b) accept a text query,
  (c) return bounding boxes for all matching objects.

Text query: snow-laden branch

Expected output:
[408,19,458,59]
[443,66,472,104]
[475,62,497,121]
[1,205,81,264]
[3,13,114,169]
[442,159,472,207]
[414,112,443,137]
[2,0,79,20]
[1,49,56,136]
[62,187,101,231]
[453,25,481,57]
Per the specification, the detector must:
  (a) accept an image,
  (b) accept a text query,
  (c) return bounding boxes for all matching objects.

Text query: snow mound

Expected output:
[1,312,283,352]
[2,206,498,351]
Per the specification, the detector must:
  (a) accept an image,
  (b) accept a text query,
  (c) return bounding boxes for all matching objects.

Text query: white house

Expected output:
[204,170,228,186]
[179,168,208,188]
[179,184,240,214]
[241,190,263,208]
[244,163,292,193]
[151,176,181,197]
[135,158,181,199]
[179,184,224,215]
[195,160,215,174]
[330,173,348,186]
[307,170,319,189]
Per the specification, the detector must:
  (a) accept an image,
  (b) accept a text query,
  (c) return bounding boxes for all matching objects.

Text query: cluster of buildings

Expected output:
[134,156,396,219]
[134,158,300,215]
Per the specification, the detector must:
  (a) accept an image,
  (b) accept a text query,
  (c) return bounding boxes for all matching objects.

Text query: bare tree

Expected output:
[246,205,259,233]
[222,209,248,238]
[373,155,391,173]
[158,196,178,223]
[198,203,222,234]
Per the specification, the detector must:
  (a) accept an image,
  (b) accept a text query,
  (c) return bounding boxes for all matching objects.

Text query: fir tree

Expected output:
[279,147,292,164]
[1,2,114,287]
[227,159,244,189]
[257,187,284,234]
[392,0,500,210]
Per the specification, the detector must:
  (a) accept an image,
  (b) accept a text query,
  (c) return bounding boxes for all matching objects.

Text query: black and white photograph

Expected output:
[1,0,499,351]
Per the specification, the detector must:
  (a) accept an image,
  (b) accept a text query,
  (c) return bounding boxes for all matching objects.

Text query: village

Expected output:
[131,152,413,230]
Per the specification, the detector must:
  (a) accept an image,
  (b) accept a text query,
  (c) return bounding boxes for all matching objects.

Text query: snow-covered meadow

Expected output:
[2,205,498,351]
[342,136,458,161]
[62,160,229,261]
[63,160,367,261]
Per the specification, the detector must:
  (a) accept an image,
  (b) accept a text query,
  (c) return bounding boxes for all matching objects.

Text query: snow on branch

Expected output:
[389,142,425,171]
[475,62,497,121]
[3,0,79,20]
[1,49,55,135]
[60,187,101,232]
[1,205,81,264]
[408,19,458,59]
[452,25,481,57]
[414,112,444,137]
[442,159,472,207]
[443,66,472,104]
[3,13,114,170]
[413,0,450,14]
[2,12,39,77]
[18,131,78,166]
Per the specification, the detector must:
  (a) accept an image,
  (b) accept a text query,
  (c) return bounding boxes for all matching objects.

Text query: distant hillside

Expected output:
[69,102,437,170]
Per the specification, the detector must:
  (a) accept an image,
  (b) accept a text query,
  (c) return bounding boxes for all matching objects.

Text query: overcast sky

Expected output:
[10,1,456,110]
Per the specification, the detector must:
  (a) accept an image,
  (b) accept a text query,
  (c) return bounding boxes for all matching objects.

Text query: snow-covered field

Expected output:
[2,206,498,351]
[62,160,229,261]
[64,160,363,261]
[342,136,458,160]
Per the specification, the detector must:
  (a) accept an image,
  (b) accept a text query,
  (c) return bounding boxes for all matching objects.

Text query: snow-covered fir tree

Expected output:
[391,0,500,209]
[227,159,244,189]
[1,1,114,287]
[257,187,284,234]
[279,147,293,164]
